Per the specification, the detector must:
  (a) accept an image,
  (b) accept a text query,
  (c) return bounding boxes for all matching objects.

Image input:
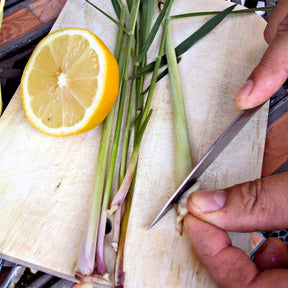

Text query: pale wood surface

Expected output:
[0,0,268,287]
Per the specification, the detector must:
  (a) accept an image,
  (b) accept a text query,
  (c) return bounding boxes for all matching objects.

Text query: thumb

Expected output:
[234,16,288,109]
[187,172,288,232]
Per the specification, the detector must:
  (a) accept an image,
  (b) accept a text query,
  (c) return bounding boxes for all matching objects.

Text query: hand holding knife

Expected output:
[147,104,264,230]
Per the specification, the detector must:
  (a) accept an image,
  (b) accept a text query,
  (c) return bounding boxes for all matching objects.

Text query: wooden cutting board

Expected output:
[0,0,268,287]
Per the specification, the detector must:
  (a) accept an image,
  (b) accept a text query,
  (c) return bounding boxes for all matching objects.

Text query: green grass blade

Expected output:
[135,0,175,65]
[174,4,236,56]
[134,3,237,78]
[111,0,121,18]
[126,0,132,12]
[140,0,155,42]
[169,6,275,19]
[85,0,130,34]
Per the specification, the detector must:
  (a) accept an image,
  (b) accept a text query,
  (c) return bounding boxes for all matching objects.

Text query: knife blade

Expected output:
[147,104,264,230]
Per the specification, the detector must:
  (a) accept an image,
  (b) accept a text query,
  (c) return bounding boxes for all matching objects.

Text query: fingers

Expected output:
[184,214,259,288]
[187,172,288,232]
[264,0,288,44]
[234,3,288,109]
[253,237,288,271]
[184,215,288,288]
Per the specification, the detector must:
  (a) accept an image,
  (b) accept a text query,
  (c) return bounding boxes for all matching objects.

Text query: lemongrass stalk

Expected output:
[109,8,171,213]
[75,5,126,280]
[169,6,275,19]
[112,0,155,247]
[108,110,152,214]
[108,143,140,214]
[165,19,193,234]
[112,79,138,252]
[118,0,153,182]
[119,78,136,184]
[165,23,193,185]
[95,0,141,276]
[111,206,122,251]
[75,109,115,278]
[140,0,173,124]
[114,172,136,288]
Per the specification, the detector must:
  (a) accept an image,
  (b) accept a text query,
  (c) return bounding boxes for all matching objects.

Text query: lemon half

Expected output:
[21,28,119,136]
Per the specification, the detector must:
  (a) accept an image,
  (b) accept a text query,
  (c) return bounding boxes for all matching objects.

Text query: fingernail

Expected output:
[190,190,227,212]
[234,79,254,103]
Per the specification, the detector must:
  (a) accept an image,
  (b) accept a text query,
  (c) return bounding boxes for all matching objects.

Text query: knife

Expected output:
[147,104,264,230]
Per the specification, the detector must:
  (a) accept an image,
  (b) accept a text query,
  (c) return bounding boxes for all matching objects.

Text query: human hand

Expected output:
[234,0,288,109]
[184,3,288,287]
[184,172,288,288]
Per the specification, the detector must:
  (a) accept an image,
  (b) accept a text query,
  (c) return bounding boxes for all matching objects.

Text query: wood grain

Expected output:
[0,0,268,287]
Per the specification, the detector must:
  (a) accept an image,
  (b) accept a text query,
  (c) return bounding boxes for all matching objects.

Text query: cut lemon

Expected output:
[21,27,119,136]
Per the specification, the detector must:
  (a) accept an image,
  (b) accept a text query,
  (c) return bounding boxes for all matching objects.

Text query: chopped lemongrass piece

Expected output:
[176,182,200,234]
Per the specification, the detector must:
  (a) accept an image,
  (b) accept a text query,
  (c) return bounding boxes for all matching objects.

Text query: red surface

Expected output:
[0,0,67,47]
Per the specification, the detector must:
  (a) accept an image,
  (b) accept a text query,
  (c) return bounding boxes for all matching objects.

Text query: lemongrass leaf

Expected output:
[169,6,275,19]
[135,0,174,65]
[140,7,171,125]
[135,4,237,78]
[141,56,182,95]
[175,4,235,56]
[126,0,133,12]
[85,0,130,34]
[130,110,141,131]
[111,0,121,18]
[140,0,155,42]
[131,55,181,79]
[165,23,193,187]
